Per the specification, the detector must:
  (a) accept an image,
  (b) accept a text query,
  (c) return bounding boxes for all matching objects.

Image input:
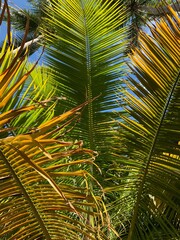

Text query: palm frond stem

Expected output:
[0,149,51,240]
[127,69,180,239]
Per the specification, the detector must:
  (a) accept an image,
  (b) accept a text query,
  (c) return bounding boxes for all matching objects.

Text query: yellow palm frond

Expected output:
[0,3,109,239]
[109,5,180,239]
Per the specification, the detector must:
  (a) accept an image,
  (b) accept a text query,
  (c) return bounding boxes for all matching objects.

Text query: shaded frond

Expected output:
[41,0,129,185]
[109,5,180,239]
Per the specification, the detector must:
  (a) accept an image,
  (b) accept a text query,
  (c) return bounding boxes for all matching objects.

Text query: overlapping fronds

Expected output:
[0,2,109,239]
[0,38,57,135]
[0,105,109,239]
[41,0,128,180]
[108,5,180,239]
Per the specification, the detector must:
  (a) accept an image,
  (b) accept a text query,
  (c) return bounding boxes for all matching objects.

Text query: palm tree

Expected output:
[0,2,109,239]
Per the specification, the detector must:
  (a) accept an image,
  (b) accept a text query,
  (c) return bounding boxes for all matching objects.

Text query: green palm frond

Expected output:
[0,37,56,135]
[107,5,180,239]
[0,3,109,239]
[41,0,128,184]
[10,65,59,134]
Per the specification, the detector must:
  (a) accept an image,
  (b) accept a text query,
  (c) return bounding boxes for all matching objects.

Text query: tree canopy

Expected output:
[0,0,179,239]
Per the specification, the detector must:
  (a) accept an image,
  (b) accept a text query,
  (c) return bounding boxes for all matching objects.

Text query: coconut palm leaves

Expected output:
[109,6,180,239]
[0,3,109,239]
[0,104,108,239]
[0,37,57,135]
[41,0,128,183]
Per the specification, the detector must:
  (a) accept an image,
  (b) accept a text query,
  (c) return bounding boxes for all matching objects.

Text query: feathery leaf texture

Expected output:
[0,3,109,239]
[41,0,128,178]
[109,5,180,239]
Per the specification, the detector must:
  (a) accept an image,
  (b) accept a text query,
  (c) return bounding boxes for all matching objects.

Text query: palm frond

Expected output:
[0,105,108,239]
[0,37,56,135]
[41,0,129,184]
[108,5,180,239]
[0,3,109,239]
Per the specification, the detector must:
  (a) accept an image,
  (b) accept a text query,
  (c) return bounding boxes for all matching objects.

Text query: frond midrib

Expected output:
[128,70,180,239]
[0,149,51,239]
[80,0,95,152]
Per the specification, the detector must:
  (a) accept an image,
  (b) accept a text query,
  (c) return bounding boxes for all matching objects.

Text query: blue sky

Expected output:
[1,0,43,63]
[1,1,30,43]
[9,0,31,9]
